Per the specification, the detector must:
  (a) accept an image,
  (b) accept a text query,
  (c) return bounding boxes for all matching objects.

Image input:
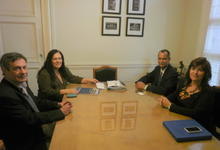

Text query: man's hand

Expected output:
[135,81,145,90]
[60,101,72,116]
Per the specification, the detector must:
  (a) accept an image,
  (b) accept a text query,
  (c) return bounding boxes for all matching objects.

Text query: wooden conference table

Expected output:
[49,82,220,150]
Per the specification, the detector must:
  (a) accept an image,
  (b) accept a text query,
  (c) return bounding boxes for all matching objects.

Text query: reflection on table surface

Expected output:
[49,82,220,150]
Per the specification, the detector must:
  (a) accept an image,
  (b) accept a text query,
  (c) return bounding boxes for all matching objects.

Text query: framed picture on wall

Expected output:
[102,16,121,36]
[127,0,146,15]
[126,17,145,37]
[102,0,122,14]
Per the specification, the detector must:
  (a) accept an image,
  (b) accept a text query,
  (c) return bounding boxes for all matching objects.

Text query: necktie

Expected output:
[20,87,39,112]
[157,71,163,85]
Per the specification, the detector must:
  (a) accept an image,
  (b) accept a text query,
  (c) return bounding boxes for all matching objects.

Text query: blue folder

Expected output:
[163,120,212,142]
[76,87,100,95]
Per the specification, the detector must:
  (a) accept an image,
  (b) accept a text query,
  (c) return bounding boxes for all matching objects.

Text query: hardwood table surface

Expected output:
[49,82,220,150]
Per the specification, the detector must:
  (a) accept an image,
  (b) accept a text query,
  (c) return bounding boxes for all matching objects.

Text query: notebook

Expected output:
[163,119,212,142]
[76,87,100,95]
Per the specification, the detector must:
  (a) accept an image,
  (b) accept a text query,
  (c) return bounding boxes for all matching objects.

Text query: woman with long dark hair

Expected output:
[37,49,98,101]
[160,57,215,133]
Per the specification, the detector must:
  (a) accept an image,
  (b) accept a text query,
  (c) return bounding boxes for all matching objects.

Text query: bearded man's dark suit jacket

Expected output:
[136,64,178,96]
[0,78,65,150]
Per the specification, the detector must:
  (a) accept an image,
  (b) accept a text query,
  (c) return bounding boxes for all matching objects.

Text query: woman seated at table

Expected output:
[37,49,98,101]
[159,57,215,133]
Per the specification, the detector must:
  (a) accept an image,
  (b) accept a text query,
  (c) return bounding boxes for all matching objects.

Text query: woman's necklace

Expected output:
[187,86,199,94]
[179,85,200,100]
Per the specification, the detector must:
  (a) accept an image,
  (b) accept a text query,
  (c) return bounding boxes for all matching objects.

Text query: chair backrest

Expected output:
[176,61,185,79]
[93,65,117,82]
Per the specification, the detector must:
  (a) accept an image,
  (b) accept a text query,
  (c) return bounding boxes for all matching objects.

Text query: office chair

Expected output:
[93,65,117,82]
[176,61,185,78]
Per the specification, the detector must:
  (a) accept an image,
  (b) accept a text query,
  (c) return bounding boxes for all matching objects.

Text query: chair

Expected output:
[93,65,117,82]
[176,61,185,78]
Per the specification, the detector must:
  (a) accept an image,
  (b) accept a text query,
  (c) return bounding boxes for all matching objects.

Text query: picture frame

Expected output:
[102,16,121,36]
[102,0,122,14]
[126,17,145,37]
[127,0,146,15]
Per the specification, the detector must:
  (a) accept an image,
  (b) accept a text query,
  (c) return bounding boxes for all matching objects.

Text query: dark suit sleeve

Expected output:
[0,95,65,126]
[26,87,60,111]
[136,67,157,84]
[28,87,64,114]
[35,96,61,111]
[147,66,178,96]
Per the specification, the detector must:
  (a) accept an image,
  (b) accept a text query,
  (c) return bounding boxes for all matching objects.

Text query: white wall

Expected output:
[180,0,210,65]
[0,0,210,94]
[47,0,188,81]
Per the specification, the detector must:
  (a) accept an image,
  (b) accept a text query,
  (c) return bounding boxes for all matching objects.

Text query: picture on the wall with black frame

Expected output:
[102,0,122,14]
[127,0,146,15]
[102,16,121,36]
[126,17,145,37]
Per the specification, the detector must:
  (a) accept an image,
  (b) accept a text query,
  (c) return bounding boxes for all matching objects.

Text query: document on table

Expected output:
[107,80,126,90]
[96,82,106,89]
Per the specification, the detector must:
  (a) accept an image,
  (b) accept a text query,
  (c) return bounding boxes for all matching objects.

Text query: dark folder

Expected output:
[163,120,212,142]
[76,87,99,95]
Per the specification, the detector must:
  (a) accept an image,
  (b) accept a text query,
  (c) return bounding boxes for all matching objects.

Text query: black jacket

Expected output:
[0,78,65,150]
[168,82,216,133]
[137,64,178,96]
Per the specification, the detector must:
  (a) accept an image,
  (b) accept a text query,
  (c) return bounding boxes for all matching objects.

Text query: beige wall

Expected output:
[0,0,211,93]
[49,0,186,65]
[43,0,210,81]
[180,0,210,65]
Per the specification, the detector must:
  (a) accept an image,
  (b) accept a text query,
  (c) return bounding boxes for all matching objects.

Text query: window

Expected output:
[203,0,220,86]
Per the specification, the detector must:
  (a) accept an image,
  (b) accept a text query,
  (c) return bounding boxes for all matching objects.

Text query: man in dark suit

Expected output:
[0,52,72,150]
[135,49,178,96]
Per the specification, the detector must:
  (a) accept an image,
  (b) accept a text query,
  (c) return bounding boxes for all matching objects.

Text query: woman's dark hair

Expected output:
[38,49,68,80]
[184,57,212,89]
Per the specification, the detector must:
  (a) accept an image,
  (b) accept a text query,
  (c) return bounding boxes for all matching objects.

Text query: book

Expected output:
[163,119,212,142]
